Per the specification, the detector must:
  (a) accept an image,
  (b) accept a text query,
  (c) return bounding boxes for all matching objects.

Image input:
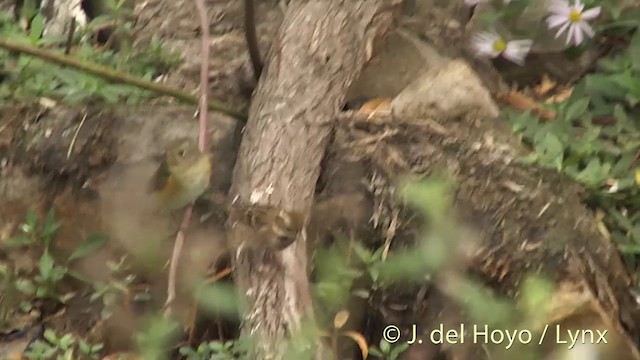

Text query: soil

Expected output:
[1,0,638,359]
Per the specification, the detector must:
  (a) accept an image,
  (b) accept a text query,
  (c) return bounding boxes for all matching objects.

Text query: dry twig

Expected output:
[0,37,245,120]
[164,0,211,317]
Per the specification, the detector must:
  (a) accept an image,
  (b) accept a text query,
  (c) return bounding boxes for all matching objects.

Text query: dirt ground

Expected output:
[1,0,638,359]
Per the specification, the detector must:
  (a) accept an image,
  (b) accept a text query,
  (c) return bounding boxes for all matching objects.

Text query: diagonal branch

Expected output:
[0,37,246,121]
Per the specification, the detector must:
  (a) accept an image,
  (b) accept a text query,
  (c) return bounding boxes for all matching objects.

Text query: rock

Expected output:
[391,59,499,120]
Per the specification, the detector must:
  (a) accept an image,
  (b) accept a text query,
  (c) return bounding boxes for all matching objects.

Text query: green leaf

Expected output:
[59,333,75,349]
[78,340,90,354]
[390,343,410,359]
[508,109,537,133]
[195,283,240,317]
[611,153,636,177]
[36,285,48,298]
[25,210,38,232]
[613,104,629,125]
[351,243,373,263]
[609,4,623,20]
[20,0,38,21]
[15,278,35,295]
[628,30,640,70]
[43,329,58,344]
[597,54,628,73]
[39,251,55,279]
[399,178,453,225]
[535,132,565,169]
[574,158,609,187]
[563,98,590,121]
[29,14,45,44]
[379,339,391,353]
[369,347,383,357]
[41,208,60,247]
[5,236,33,247]
[518,275,554,318]
[179,347,196,356]
[619,243,640,254]
[584,74,626,99]
[91,343,104,354]
[68,234,109,262]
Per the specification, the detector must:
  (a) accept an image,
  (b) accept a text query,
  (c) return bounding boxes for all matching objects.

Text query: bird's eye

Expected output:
[178,149,186,157]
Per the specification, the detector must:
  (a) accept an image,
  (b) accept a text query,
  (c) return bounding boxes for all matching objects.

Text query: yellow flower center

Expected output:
[492,39,507,53]
[568,10,582,23]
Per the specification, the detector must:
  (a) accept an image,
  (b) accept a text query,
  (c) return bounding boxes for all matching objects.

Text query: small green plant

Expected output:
[14,248,70,302]
[90,256,136,320]
[505,28,640,263]
[368,339,409,360]
[6,209,59,248]
[6,209,108,304]
[313,243,366,313]
[179,339,249,360]
[0,5,180,104]
[24,328,103,360]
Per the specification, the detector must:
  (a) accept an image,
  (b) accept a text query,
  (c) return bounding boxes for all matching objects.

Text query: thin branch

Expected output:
[164,0,212,318]
[0,37,247,121]
[66,111,87,159]
[164,205,193,317]
[244,0,263,81]
[194,0,210,152]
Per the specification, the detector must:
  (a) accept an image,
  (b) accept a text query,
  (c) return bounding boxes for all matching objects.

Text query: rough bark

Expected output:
[40,0,87,36]
[226,0,401,358]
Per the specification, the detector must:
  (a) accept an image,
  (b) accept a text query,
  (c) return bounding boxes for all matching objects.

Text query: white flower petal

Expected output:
[471,32,502,59]
[474,43,500,58]
[554,22,570,38]
[573,24,584,45]
[572,3,585,13]
[546,14,568,29]
[546,0,599,48]
[581,7,601,20]
[579,21,595,38]
[564,24,575,45]
[503,40,532,65]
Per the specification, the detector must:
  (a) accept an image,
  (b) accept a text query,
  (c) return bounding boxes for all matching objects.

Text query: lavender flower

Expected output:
[546,0,601,46]
[464,0,516,6]
[471,31,532,65]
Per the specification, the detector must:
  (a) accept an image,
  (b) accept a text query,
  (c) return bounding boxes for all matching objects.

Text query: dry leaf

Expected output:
[498,91,556,121]
[358,98,392,116]
[533,74,556,97]
[333,309,350,329]
[546,87,573,103]
[343,330,369,359]
[205,267,232,284]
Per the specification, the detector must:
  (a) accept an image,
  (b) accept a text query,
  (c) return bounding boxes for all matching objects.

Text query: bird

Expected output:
[148,138,212,211]
[227,204,305,251]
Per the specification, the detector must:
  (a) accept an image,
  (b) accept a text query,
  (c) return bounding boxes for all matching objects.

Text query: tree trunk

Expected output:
[226,0,402,358]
